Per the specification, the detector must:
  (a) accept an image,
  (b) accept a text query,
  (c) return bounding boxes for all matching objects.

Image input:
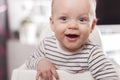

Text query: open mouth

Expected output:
[65,34,79,38]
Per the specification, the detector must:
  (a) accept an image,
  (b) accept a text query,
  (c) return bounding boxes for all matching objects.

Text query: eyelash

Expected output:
[79,17,88,22]
[60,17,67,21]
[59,16,89,23]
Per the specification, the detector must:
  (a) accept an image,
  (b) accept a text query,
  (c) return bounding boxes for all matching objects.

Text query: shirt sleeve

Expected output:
[26,40,46,70]
[88,46,119,80]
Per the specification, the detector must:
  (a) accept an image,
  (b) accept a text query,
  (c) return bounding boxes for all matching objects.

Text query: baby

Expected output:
[26,0,119,80]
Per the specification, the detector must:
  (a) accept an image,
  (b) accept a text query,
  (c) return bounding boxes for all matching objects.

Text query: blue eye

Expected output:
[79,18,86,22]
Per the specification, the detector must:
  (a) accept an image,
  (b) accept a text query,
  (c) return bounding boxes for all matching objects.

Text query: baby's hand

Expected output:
[36,58,59,80]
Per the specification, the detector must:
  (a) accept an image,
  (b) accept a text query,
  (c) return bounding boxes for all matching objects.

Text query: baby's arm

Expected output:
[36,58,59,80]
[88,46,119,80]
[26,42,58,80]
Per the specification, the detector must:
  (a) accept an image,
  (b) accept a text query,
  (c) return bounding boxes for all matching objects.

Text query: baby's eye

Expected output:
[60,16,67,21]
[79,18,87,22]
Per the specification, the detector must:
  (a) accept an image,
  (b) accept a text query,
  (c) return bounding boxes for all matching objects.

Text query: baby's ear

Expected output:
[90,19,96,33]
[50,16,55,32]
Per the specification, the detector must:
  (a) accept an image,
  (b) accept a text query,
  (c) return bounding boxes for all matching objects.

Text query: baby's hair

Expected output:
[89,0,97,19]
[51,0,96,19]
[51,0,55,15]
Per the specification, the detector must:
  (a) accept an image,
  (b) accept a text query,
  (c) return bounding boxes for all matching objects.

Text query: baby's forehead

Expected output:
[51,0,96,16]
[52,0,95,5]
[52,0,93,8]
[52,0,91,11]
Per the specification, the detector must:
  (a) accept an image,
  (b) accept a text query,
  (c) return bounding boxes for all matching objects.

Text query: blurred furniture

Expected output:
[7,39,36,80]
[11,61,120,80]
[12,68,94,80]
[0,2,8,80]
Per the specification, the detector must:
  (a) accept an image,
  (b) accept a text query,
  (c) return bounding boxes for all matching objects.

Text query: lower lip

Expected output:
[65,36,79,42]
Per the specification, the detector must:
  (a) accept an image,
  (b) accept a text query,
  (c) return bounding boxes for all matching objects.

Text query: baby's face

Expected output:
[50,0,96,52]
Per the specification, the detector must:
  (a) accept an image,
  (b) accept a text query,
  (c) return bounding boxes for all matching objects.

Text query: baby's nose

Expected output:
[68,20,78,29]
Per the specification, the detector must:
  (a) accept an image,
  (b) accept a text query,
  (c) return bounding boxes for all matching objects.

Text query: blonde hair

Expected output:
[89,0,96,19]
[51,0,55,15]
[51,0,96,19]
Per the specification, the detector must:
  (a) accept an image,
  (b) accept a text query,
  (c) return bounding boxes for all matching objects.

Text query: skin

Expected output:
[36,0,96,80]
[50,0,96,52]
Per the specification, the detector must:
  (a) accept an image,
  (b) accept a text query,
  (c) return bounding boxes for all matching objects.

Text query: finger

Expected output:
[36,71,41,80]
[51,69,59,80]
[47,71,52,80]
[42,72,48,80]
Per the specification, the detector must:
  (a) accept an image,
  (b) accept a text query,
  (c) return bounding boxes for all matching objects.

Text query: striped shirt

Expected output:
[26,35,119,80]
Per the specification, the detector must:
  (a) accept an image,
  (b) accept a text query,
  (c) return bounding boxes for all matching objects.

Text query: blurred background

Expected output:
[0,0,120,80]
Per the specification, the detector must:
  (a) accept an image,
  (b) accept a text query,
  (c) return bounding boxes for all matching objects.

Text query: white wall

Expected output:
[7,0,33,32]
[7,0,51,32]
